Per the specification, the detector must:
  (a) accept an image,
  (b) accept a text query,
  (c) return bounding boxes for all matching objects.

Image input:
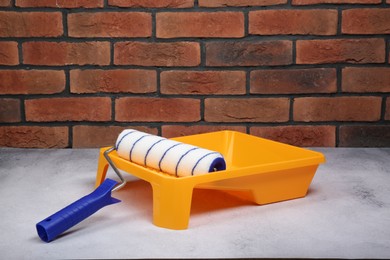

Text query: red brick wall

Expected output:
[0,0,389,148]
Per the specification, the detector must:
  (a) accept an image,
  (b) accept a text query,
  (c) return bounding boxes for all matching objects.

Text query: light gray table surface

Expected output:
[0,147,389,259]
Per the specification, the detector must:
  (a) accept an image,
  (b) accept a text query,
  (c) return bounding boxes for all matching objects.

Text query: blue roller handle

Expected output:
[36,178,121,242]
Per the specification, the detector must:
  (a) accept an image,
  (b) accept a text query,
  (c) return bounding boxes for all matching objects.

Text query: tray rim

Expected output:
[103,130,326,183]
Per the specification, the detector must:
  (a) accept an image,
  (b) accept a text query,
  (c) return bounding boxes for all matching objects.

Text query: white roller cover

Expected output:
[115,129,226,177]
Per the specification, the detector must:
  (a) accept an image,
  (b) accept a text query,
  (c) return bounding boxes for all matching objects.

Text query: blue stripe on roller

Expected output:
[158,143,181,172]
[144,138,165,166]
[191,152,219,176]
[115,130,136,150]
[129,134,149,161]
[175,147,198,177]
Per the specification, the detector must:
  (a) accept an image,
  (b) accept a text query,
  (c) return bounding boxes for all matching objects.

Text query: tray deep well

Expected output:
[95,130,326,230]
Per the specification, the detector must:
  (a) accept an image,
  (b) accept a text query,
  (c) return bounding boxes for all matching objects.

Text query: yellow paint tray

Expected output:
[95,130,325,230]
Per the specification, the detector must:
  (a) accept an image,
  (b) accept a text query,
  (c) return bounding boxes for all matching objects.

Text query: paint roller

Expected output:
[36,129,226,242]
[115,129,226,177]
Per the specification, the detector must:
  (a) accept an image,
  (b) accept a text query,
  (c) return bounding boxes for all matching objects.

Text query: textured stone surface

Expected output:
[1,147,390,258]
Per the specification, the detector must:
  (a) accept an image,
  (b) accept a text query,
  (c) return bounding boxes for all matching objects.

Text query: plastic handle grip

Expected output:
[36,178,120,242]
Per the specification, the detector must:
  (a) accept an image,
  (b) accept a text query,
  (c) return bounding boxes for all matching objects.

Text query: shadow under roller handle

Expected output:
[36,178,121,242]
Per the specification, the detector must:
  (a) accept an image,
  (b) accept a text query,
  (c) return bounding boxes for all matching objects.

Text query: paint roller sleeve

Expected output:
[115,129,226,177]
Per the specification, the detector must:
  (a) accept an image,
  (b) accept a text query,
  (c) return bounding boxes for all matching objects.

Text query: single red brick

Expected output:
[15,0,103,7]
[251,68,336,94]
[342,67,390,93]
[250,125,336,147]
[0,0,11,7]
[72,125,158,148]
[293,0,380,4]
[199,0,287,7]
[162,125,246,138]
[296,39,385,64]
[160,70,246,95]
[114,42,200,66]
[385,98,390,120]
[25,97,111,122]
[339,125,390,147]
[0,42,18,65]
[0,12,62,37]
[205,98,290,122]
[294,97,382,122]
[206,41,292,66]
[157,12,244,38]
[0,70,65,94]
[108,0,193,8]
[249,10,337,35]
[0,99,20,123]
[70,69,157,93]
[23,41,110,66]
[115,97,200,122]
[68,12,152,38]
[342,9,390,35]
[0,126,68,148]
